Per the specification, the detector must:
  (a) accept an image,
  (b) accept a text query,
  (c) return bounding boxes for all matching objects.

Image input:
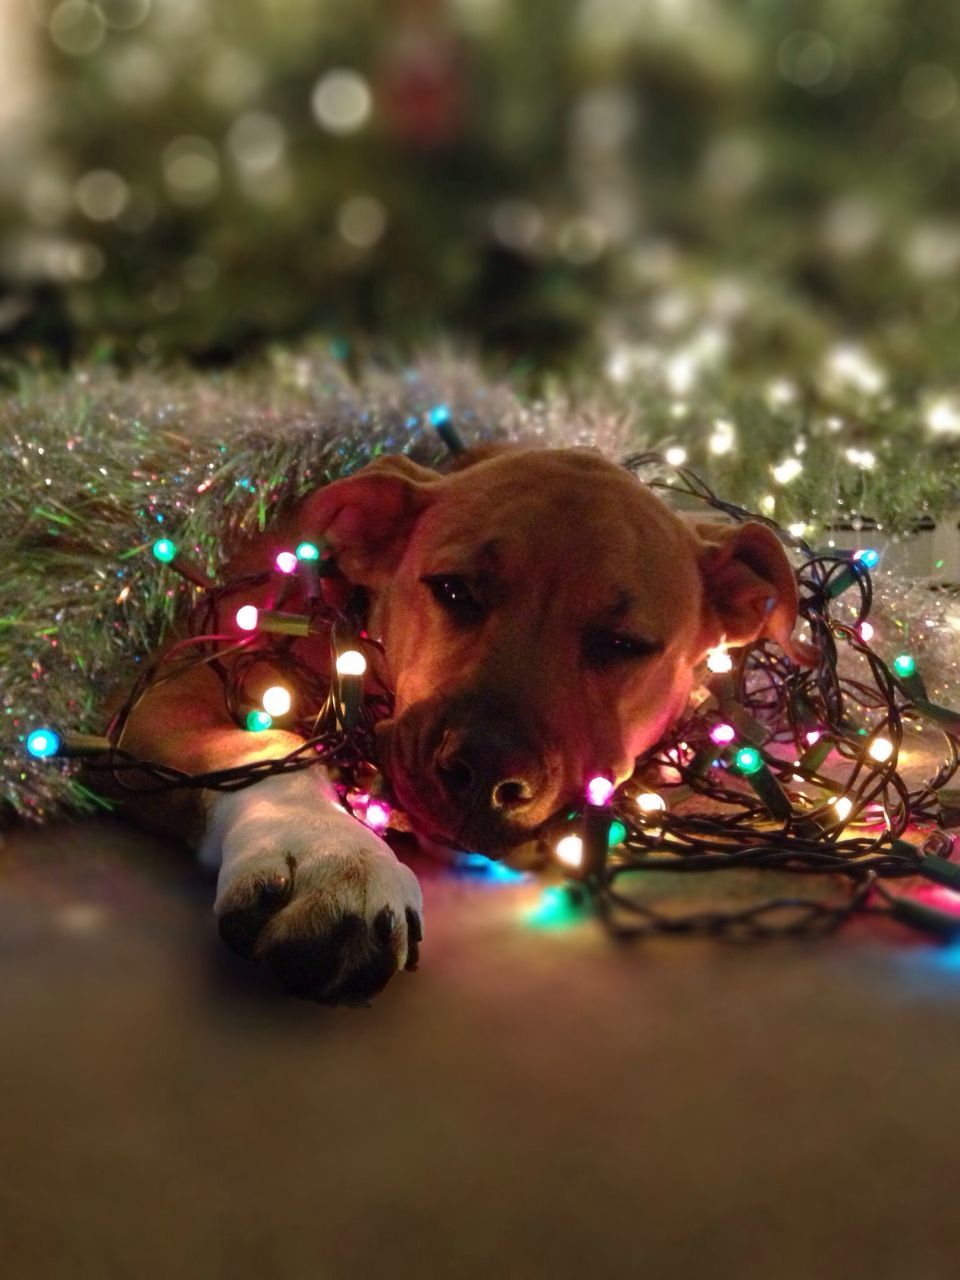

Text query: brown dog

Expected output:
[120,446,807,1002]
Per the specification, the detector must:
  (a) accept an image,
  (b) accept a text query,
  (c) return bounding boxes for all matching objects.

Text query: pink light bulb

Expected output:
[859,621,874,643]
[365,801,391,832]
[586,776,615,806]
[235,604,259,631]
[275,550,298,574]
[805,729,822,746]
[710,722,736,746]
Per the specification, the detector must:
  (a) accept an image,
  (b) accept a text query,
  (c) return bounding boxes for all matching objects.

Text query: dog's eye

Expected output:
[583,628,663,668]
[421,575,484,624]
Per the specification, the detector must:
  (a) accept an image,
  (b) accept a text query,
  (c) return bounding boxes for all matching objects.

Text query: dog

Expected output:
[118,444,810,1003]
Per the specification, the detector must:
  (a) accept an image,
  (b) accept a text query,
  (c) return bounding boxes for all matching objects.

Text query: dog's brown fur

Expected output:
[118,446,809,998]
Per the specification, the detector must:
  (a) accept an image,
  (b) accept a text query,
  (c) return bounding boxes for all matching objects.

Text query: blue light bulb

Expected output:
[26,728,61,759]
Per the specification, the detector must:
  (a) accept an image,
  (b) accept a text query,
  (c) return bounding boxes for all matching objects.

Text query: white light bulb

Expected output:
[926,396,960,437]
[832,796,853,822]
[845,447,876,470]
[868,737,894,763]
[555,834,584,868]
[824,344,887,396]
[708,418,736,455]
[766,379,797,406]
[772,458,803,485]
[636,792,667,814]
[235,604,259,631]
[335,649,367,677]
[706,646,733,674]
[664,446,687,466]
[261,685,292,716]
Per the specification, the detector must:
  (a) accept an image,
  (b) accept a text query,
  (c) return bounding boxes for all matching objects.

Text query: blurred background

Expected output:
[3,0,960,382]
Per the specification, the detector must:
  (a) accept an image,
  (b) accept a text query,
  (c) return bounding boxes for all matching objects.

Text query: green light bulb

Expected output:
[607,820,627,848]
[893,654,916,678]
[152,537,176,563]
[296,541,319,561]
[245,709,273,732]
[735,746,763,775]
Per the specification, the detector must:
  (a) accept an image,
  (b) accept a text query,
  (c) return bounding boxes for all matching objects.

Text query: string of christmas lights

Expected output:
[17,417,960,943]
[540,456,960,940]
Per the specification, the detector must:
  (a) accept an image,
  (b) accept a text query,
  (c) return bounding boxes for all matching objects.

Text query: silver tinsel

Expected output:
[1,351,629,820]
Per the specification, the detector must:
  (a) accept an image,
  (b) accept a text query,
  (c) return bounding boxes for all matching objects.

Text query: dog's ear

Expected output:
[695,520,817,665]
[299,456,441,586]
[446,442,527,471]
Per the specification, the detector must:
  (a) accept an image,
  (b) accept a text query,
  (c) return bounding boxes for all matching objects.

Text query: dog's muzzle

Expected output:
[380,694,562,855]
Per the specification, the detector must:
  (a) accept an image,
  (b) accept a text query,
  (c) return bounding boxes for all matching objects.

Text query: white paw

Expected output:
[203,770,423,1004]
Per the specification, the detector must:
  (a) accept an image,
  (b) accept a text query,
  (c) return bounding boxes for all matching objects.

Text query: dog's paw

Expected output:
[205,772,423,1005]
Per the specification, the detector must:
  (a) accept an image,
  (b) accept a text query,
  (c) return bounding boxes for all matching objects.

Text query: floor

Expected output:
[2,819,960,1279]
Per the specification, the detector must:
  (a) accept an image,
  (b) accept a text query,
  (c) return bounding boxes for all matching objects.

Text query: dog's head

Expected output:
[302,447,809,855]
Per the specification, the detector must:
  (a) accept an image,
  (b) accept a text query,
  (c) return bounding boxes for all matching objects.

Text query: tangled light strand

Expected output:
[545,455,960,941]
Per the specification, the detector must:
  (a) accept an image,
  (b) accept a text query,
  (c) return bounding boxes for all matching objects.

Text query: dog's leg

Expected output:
[114,660,423,1003]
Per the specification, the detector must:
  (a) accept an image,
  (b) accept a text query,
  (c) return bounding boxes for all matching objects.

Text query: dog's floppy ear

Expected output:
[447,442,526,471]
[299,456,441,586]
[696,520,816,665]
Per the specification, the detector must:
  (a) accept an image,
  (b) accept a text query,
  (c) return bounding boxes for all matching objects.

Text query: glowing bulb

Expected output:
[927,396,960,437]
[710,722,736,746]
[245,709,273,732]
[296,541,319,561]
[893,654,916,678]
[859,621,874,642]
[636,792,667,814]
[152,537,176,563]
[832,796,853,822]
[759,494,776,515]
[365,801,391,832]
[826,344,886,396]
[275,550,298,574]
[608,820,627,847]
[707,646,733,674]
[767,379,797,407]
[845,447,876,470]
[708,418,736,455]
[26,728,60,759]
[335,649,367,677]
[771,458,803,485]
[586,776,615,806]
[735,746,763,775]
[805,729,822,746]
[555,834,584,868]
[788,522,808,538]
[261,685,292,716]
[854,548,880,569]
[869,737,894,763]
[235,605,259,631]
[664,446,687,466]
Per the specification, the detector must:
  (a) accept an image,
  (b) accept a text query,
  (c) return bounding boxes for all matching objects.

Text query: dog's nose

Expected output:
[436,727,539,813]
